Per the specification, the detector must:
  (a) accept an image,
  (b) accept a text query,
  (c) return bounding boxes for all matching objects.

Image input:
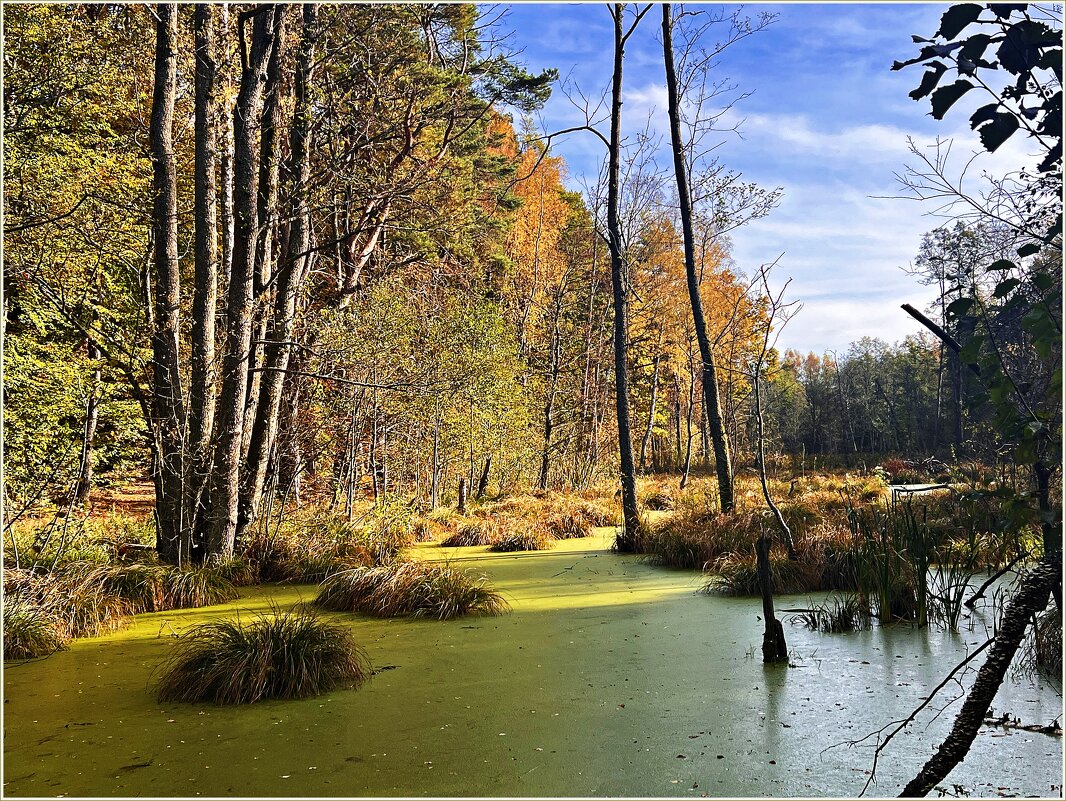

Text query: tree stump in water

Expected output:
[756,534,788,663]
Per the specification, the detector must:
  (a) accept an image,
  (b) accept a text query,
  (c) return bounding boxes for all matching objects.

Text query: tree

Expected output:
[661,3,778,511]
[207,5,285,558]
[606,4,654,548]
[149,2,187,565]
[890,5,1061,794]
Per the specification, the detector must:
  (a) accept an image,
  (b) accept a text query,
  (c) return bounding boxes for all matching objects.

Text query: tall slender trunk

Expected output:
[150,3,187,565]
[607,5,641,547]
[75,337,102,505]
[539,284,565,491]
[753,372,796,558]
[238,4,318,542]
[662,4,734,512]
[188,3,220,560]
[242,6,287,463]
[640,352,662,472]
[207,5,282,558]
[680,345,696,489]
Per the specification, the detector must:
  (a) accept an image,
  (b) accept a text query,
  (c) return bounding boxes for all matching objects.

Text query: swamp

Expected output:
[2,2,1063,799]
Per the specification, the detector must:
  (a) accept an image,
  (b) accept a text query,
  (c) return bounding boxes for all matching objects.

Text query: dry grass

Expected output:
[2,600,69,659]
[489,523,556,552]
[155,606,372,705]
[58,561,238,613]
[545,511,593,539]
[440,519,499,548]
[4,566,130,639]
[313,560,510,620]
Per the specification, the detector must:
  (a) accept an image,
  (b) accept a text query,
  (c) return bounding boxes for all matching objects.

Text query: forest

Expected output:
[2,2,1062,798]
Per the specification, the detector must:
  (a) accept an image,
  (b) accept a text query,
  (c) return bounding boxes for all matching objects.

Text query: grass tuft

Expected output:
[155,606,372,705]
[489,524,555,552]
[545,512,592,539]
[440,520,498,548]
[58,561,238,613]
[2,600,69,659]
[313,560,509,620]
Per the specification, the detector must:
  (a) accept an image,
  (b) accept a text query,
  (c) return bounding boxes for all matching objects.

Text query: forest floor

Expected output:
[4,524,1062,798]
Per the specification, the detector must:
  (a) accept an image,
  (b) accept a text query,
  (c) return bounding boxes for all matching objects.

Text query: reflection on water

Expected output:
[4,532,1062,797]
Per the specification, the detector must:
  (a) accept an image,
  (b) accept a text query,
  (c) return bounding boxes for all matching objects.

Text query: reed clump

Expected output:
[313,560,509,620]
[155,606,372,705]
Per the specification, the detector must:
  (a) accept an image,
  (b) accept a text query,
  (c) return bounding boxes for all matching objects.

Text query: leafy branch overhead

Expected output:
[894,3,1062,173]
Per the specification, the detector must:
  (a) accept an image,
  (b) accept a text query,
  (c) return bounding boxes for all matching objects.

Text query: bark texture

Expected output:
[661,4,734,512]
[607,4,641,547]
[149,3,187,564]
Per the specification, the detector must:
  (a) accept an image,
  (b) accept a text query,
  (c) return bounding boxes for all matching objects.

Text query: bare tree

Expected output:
[661,3,779,512]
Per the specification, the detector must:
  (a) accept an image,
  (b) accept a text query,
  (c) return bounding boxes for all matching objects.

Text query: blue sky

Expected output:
[496,3,1040,355]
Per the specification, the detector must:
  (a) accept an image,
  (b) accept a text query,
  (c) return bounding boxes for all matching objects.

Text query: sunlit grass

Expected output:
[155,606,372,705]
[313,560,510,619]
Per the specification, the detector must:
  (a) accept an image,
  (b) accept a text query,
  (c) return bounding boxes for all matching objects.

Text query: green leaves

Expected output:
[908,62,949,101]
[937,4,983,40]
[929,79,974,119]
[975,110,1019,151]
[946,297,975,317]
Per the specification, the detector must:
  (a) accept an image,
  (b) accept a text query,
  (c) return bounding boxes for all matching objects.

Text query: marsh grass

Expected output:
[489,523,555,552]
[4,567,130,638]
[313,560,509,620]
[637,508,764,569]
[790,594,871,633]
[2,600,69,659]
[59,561,238,613]
[155,606,372,705]
[545,512,592,539]
[440,519,498,547]
[642,490,674,511]
[703,548,823,595]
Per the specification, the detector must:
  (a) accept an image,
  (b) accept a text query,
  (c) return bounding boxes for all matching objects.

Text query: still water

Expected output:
[4,532,1062,797]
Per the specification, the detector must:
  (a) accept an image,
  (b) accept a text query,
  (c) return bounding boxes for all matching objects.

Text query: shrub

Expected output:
[313,561,509,620]
[546,512,592,539]
[440,520,498,548]
[3,600,69,659]
[155,606,372,705]
[489,524,555,552]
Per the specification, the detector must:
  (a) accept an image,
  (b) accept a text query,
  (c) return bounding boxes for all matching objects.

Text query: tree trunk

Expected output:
[74,337,102,506]
[607,4,641,547]
[476,454,492,499]
[457,477,467,515]
[662,3,734,513]
[242,6,287,464]
[756,534,788,663]
[539,286,565,491]
[207,5,281,558]
[237,4,317,543]
[188,3,220,561]
[899,554,1059,796]
[640,352,662,472]
[150,3,187,565]
[680,348,696,489]
[754,372,797,559]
